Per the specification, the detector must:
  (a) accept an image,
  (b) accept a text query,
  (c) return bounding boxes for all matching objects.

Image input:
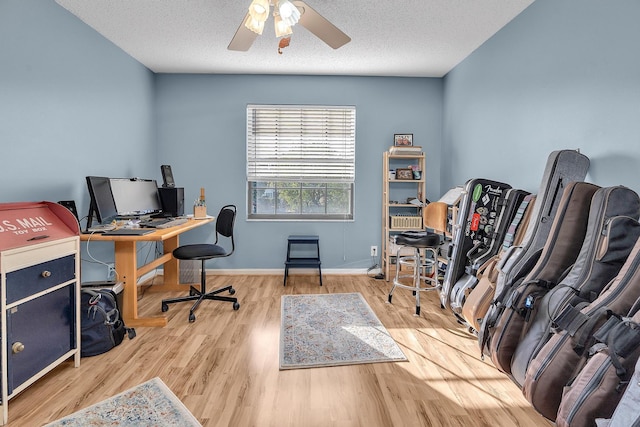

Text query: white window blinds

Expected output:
[247,105,356,183]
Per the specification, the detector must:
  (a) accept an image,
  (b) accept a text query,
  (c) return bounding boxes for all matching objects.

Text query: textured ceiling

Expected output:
[54,0,535,77]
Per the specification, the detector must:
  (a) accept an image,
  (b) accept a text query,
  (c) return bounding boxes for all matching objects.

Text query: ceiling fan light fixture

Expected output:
[277,0,300,26]
[229,0,350,52]
[274,15,293,38]
[248,0,269,22]
[244,15,265,35]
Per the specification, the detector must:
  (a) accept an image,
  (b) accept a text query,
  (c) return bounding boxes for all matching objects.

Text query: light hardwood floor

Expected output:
[8,274,552,426]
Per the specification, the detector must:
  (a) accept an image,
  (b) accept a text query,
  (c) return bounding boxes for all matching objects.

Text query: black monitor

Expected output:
[86,176,118,228]
[109,178,162,217]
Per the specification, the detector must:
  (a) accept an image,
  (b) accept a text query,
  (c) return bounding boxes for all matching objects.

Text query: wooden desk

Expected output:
[80,218,214,327]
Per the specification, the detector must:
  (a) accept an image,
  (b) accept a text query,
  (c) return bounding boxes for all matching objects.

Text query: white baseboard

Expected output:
[152,268,372,278]
[137,270,162,284]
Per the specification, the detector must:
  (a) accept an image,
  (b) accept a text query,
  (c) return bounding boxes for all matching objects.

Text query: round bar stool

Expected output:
[388,231,441,316]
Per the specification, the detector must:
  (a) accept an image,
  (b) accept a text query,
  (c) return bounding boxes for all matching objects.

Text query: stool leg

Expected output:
[284,241,291,286]
[414,247,421,316]
[422,247,439,291]
[388,246,404,304]
[317,241,322,286]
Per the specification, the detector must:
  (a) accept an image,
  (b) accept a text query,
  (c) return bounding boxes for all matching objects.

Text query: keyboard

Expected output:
[102,228,154,236]
[139,217,187,227]
[156,218,189,229]
[139,217,173,228]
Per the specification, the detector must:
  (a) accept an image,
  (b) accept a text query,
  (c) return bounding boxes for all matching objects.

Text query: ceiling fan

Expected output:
[228,0,351,52]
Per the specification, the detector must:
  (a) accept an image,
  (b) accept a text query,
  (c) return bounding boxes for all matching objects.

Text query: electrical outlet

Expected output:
[371,246,378,257]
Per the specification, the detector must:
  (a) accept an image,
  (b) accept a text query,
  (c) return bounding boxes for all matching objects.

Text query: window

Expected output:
[247,105,356,220]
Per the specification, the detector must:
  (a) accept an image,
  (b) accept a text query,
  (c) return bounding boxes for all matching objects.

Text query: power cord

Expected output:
[137,242,161,300]
[367,255,384,280]
[84,233,120,282]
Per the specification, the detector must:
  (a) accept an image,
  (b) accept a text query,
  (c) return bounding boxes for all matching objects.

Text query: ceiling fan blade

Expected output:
[228,14,259,51]
[292,1,351,49]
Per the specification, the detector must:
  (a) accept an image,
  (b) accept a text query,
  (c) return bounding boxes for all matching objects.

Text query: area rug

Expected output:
[44,377,201,427]
[280,292,407,369]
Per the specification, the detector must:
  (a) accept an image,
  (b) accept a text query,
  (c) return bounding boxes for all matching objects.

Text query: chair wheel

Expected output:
[229,288,236,295]
[161,303,169,312]
[189,313,196,322]
[388,295,393,303]
[189,288,197,296]
[233,302,240,310]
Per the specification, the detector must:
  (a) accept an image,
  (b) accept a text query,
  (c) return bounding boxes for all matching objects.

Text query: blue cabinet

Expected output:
[0,202,81,425]
[6,284,76,394]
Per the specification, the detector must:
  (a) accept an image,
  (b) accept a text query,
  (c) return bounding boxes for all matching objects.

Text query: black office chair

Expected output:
[161,204,240,322]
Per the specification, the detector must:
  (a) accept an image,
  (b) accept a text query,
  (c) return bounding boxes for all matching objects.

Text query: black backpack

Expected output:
[80,289,136,357]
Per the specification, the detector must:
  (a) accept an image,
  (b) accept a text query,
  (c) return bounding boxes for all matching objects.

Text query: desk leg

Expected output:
[158,234,182,291]
[114,241,167,328]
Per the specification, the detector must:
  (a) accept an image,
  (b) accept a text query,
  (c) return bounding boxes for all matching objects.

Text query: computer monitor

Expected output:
[86,176,118,227]
[109,178,162,217]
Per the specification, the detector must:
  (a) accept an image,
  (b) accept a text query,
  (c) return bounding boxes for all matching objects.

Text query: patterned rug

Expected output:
[44,377,201,426]
[280,292,407,369]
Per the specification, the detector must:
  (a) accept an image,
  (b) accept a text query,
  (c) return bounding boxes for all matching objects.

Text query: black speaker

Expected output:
[158,187,184,217]
[161,164,175,188]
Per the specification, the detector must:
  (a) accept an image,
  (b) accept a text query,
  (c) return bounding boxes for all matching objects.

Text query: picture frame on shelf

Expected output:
[395,168,413,180]
[394,134,413,146]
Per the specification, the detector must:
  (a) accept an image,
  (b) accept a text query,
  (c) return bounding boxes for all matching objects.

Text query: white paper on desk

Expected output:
[437,186,464,205]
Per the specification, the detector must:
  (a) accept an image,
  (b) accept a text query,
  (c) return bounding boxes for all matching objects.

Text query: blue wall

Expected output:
[4,0,639,277]
[1,0,443,276]
[0,0,156,204]
[443,0,640,194]
[155,74,443,269]
[1,0,156,280]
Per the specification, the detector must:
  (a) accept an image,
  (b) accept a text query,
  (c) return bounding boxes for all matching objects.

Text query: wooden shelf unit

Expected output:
[382,151,427,281]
